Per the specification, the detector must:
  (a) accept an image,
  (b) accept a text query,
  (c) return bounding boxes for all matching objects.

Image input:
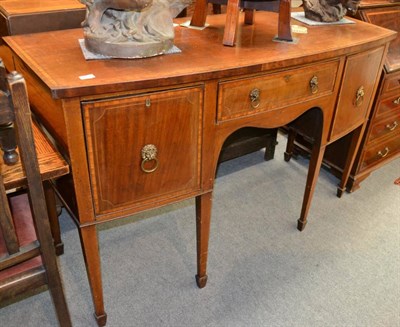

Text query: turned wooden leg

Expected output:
[195,192,213,288]
[284,128,298,162]
[223,0,241,46]
[79,225,107,326]
[43,180,64,256]
[190,0,209,27]
[337,125,364,198]
[297,143,326,231]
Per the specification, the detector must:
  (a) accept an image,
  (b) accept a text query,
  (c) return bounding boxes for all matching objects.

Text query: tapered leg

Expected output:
[195,192,213,288]
[79,225,107,326]
[43,181,64,255]
[297,143,326,231]
[337,125,364,198]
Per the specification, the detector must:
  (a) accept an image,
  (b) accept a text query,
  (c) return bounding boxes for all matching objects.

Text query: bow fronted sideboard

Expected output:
[3,12,396,326]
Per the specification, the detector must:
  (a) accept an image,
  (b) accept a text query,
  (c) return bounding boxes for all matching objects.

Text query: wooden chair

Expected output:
[190,0,293,46]
[0,60,71,326]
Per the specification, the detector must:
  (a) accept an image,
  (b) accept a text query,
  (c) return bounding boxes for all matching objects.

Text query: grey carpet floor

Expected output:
[1,133,399,327]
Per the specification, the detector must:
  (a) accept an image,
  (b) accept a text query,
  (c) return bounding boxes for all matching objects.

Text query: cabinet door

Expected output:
[330,46,385,141]
[82,87,203,216]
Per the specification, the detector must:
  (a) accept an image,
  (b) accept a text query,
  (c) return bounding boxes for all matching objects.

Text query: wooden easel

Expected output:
[190,0,293,46]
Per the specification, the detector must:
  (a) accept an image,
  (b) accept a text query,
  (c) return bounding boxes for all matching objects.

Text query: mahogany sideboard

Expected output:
[287,1,400,193]
[3,13,396,325]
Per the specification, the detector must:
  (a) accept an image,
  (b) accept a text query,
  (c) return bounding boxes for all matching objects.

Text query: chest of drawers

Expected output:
[343,0,400,191]
[289,1,400,192]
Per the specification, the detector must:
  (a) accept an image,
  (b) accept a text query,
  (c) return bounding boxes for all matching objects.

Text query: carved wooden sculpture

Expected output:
[81,0,191,58]
[302,0,360,22]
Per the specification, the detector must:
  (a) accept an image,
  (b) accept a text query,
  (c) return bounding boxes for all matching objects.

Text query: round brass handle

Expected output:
[310,76,319,94]
[249,88,260,109]
[386,121,398,131]
[377,147,389,158]
[393,97,400,105]
[354,86,365,107]
[140,144,159,173]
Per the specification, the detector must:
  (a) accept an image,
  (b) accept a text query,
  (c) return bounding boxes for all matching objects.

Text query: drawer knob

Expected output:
[141,144,159,173]
[377,147,389,158]
[394,97,400,105]
[249,88,260,109]
[354,86,365,107]
[386,121,398,131]
[310,76,319,94]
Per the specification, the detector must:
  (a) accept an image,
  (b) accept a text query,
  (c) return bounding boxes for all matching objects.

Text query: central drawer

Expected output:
[82,86,203,216]
[217,60,340,121]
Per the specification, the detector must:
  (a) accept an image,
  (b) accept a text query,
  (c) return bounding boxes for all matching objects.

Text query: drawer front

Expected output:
[83,87,203,215]
[361,131,400,170]
[382,71,400,94]
[217,60,339,121]
[376,92,400,118]
[368,109,400,143]
[330,47,385,140]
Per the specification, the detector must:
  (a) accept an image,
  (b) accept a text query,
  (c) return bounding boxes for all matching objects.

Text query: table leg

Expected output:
[337,125,364,198]
[297,143,326,231]
[195,191,213,288]
[78,225,107,326]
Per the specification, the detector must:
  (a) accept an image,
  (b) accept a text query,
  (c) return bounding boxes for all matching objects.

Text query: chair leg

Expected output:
[244,9,255,25]
[212,3,222,14]
[277,0,293,42]
[43,181,64,256]
[284,128,298,162]
[190,0,209,27]
[47,268,73,327]
[223,0,241,46]
[264,129,278,161]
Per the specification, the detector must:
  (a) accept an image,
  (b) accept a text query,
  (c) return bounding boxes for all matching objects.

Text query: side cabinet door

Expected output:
[82,87,203,216]
[330,46,385,141]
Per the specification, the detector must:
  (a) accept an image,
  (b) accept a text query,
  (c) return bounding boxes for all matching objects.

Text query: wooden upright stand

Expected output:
[190,0,293,46]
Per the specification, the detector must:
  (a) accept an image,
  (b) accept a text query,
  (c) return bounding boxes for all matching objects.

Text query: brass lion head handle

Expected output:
[310,75,319,94]
[354,86,365,107]
[249,88,260,109]
[141,144,159,173]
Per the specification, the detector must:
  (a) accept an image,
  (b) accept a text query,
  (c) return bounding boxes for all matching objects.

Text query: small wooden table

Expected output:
[3,12,396,325]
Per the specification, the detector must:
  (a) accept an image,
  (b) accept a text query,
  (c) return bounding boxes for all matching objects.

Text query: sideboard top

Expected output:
[3,12,397,99]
